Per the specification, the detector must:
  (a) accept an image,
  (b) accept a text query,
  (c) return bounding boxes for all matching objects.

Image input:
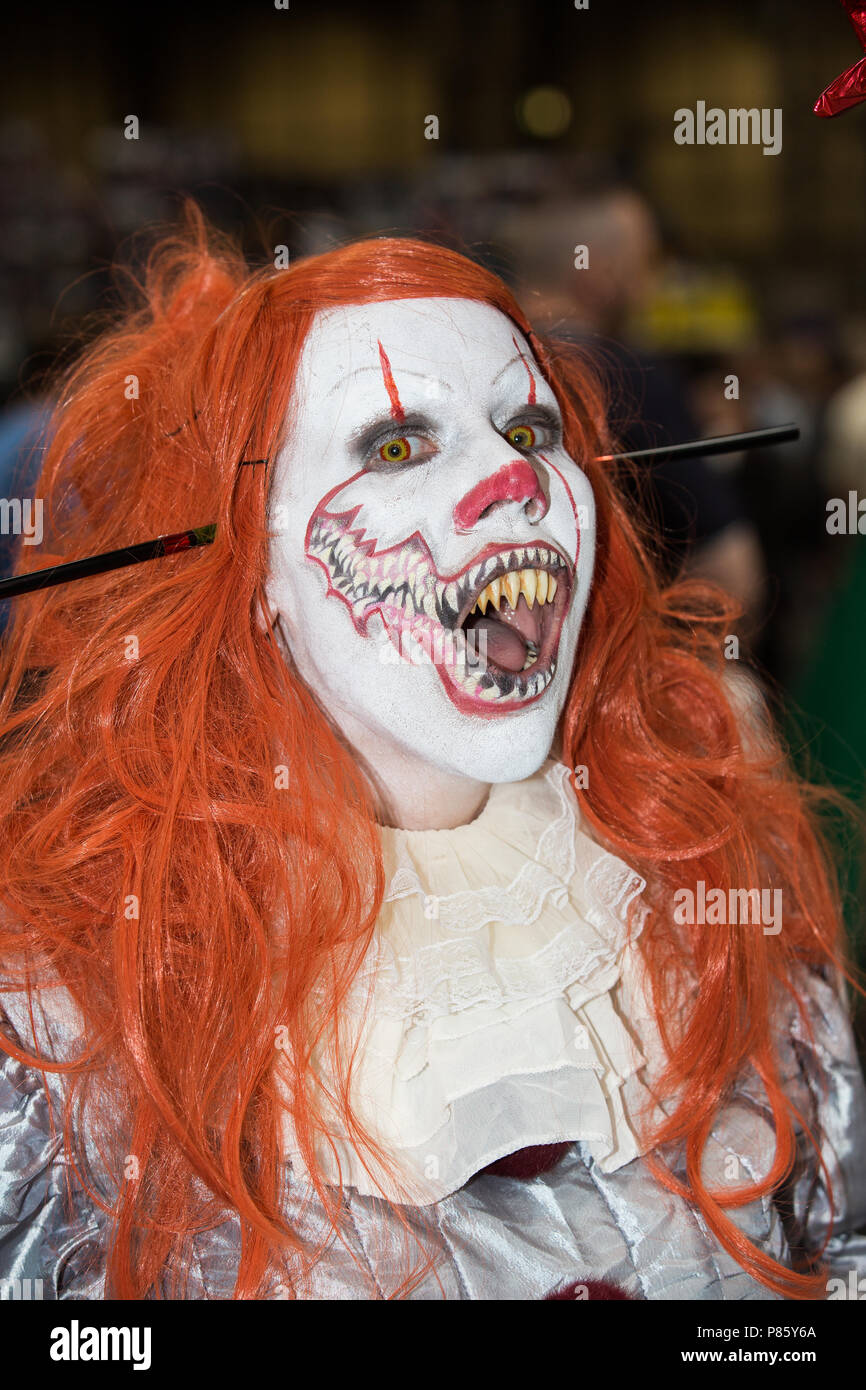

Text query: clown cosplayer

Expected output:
[0,212,864,1301]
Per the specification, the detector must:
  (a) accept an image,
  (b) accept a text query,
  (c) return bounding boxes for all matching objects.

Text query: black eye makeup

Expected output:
[348,408,436,458]
[348,401,565,475]
[499,404,564,453]
[349,412,440,471]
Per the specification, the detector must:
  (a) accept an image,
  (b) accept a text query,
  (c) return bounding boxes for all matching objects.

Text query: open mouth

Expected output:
[306,512,574,712]
[448,546,571,707]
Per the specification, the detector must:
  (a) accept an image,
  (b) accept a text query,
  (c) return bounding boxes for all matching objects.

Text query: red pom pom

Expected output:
[546,1279,633,1301]
[480,1142,571,1180]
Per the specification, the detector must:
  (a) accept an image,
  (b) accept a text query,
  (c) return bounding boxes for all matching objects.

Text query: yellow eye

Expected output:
[379,436,412,463]
[505,424,537,449]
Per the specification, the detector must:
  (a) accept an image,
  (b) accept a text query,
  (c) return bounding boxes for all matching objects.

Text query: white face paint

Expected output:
[265,298,596,786]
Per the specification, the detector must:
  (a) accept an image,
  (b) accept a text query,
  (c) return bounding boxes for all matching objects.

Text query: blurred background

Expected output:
[1,0,865,979]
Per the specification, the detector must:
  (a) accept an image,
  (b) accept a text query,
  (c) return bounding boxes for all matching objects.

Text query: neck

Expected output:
[334,716,491,831]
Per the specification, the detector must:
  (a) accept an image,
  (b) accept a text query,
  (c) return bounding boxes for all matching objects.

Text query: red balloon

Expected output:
[814,1,866,116]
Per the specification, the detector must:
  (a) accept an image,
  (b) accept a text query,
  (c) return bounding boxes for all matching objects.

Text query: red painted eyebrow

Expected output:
[511,335,537,406]
[377,340,406,424]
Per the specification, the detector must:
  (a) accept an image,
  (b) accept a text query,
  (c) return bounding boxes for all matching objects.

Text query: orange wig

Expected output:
[0,206,852,1299]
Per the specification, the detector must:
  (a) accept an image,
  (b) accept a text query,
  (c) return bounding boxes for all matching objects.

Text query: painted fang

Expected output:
[306,507,572,708]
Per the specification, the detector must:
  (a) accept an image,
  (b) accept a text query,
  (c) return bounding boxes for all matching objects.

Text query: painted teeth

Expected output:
[456,661,555,703]
[468,568,558,617]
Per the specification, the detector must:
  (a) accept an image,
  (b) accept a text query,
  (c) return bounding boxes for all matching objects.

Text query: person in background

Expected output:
[501,186,766,635]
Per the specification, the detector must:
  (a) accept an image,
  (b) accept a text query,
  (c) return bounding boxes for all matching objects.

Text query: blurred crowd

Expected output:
[1,125,864,702]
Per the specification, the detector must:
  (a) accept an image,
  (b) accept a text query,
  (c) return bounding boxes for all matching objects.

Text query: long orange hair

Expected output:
[0,206,852,1299]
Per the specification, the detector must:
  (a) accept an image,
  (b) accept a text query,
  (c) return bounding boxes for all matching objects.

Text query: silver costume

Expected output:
[1,957,865,1300]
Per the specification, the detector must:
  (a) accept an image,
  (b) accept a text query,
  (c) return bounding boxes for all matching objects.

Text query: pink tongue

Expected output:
[471,615,528,673]
[466,595,543,674]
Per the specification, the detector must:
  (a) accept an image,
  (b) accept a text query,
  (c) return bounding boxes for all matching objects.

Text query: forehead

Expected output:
[295,297,536,398]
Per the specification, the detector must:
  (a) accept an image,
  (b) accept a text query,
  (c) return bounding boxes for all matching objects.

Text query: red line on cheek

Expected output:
[377,340,406,424]
[540,454,581,566]
[512,334,537,406]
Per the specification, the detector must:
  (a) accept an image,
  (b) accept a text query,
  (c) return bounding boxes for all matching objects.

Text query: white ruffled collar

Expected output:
[280,760,659,1205]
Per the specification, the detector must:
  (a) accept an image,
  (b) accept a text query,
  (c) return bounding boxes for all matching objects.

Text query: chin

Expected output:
[449,734,557,786]
[335,617,581,789]
[395,684,568,787]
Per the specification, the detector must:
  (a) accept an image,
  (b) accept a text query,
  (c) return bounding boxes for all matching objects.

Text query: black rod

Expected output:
[0,524,216,602]
[595,423,799,464]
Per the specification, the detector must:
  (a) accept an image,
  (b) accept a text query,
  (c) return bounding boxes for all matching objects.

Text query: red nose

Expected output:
[453,460,547,531]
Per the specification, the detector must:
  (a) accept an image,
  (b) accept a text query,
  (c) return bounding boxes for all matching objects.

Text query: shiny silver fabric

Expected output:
[1,960,865,1299]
